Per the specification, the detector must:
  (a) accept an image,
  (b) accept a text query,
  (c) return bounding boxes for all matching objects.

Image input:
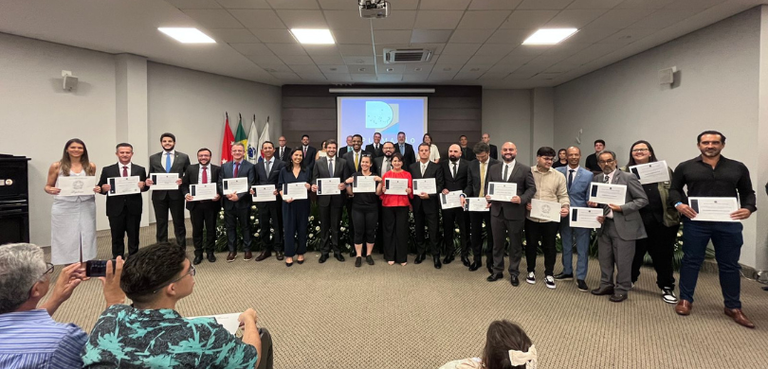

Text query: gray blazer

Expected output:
[593,170,648,240]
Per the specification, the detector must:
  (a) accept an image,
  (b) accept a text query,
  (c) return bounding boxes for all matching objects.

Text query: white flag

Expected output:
[246,115,260,164]
[258,117,271,160]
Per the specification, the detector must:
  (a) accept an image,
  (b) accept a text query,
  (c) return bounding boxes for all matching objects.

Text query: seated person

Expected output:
[0,243,89,368]
[439,320,536,369]
[82,242,273,369]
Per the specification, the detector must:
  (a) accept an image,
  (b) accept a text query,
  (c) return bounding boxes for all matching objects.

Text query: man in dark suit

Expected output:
[589,150,648,303]
[277,136,292,163]
[312,140,348,263]
[338,135,353,157]
[299,134,317,172]
[218,143,257,262]
[459,135,476,162]
[252,141,285,262]
[482,133,498,160]
[440,144,470,265]
[585,139,605,174]
[98,143,148,259]
[395,131,416,170]
[372,142,396,255]
[145,133,190,247]
[364,132,384,159]
[181,148,221,265]
[410,143,444,269]
[342,134,368,254]
[462,142,499,273]
[486,142,536,286]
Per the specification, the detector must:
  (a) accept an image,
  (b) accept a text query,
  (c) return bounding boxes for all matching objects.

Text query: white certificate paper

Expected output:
[440,190,463,209]
[149,173,179,190]
[690,197,739,222]
[412,178,437,195]
[108,176,140,196]
[317,178,341,196]
[189,313,241,335]
[189,183,217,201]
[629,160,670,185]
[251,185,276,203]
[353,175,376,193]
[464,197,489,212]
[589,182,626,205]
[283,182,308,200]
[57,176,96,197]
[223,178,249,194]
[530,199,561,222]
[385,178,408,195]
[487,182,517,201]
[569,207,602,229]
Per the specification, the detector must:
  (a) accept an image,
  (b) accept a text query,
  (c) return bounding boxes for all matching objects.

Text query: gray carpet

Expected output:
[42,223,768,369]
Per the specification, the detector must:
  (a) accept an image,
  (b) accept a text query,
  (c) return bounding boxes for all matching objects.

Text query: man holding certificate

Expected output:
[669,131,757,328]
[98,143,148,259]
[587,150,648,303]
[410,143,444,269]
[145,133,190,248]
[311,140,349,263]
[218,143,256,262]
[462,142,498,273]
[524,147,569,289]
[486,142,536,286]
[440,144,470,265]
[181,148,221,265]
[253,141,286,262]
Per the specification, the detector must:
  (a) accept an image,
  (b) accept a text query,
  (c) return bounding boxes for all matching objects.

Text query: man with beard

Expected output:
[299,134,317,172]
[440,144,469,265]
[181,148,221,264]
[312,140,348,263]
[462,142,498,273]
[485,142,535,286]
[365,132,384,158]
[411,143,444,269]
[670,130,757,328]
[395,132,416,170]
[145,133,190,247]
[343,134,368,254]
[253,141,285,262]
[373,142,396,254]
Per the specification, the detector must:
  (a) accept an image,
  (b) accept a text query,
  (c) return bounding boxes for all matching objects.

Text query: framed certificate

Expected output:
[189,183,217,201]
[107,176,140,196]
[149,173,179,190]
[589,182,626,205]
[384,178,408,195]
[530,199,561,222]
[57,176,96,197]
[569,207,602,229]
[464,197,489,212]
[223,178,249,194]
[487,182,517,201]
[317,178,341,196]
[352,175,376,193]
[690,197,739,222]
[251,185,276,203]
[412,178,437,195]
[440,190,463,209]
[283,182,308,200]
[628,160,670,185]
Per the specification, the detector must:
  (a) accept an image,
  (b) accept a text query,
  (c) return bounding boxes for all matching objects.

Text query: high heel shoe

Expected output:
[285,257,294,267]
[297,255,305,264]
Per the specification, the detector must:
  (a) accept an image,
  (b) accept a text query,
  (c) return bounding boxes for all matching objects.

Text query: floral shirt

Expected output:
[82,305,257,368]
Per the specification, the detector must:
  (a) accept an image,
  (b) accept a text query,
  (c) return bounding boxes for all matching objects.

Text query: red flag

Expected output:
[221,113,235,164]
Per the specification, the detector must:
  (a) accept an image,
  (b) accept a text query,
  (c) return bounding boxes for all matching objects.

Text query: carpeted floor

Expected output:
[42,223,768,369]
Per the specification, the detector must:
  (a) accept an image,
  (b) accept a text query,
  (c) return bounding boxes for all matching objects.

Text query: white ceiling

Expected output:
[1,0,766,88]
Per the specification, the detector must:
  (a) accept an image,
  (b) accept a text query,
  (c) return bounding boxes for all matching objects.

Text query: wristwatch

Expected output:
[674,202,683,208]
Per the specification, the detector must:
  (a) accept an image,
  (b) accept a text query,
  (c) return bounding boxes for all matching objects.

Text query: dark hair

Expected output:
[382,141,395,149]
[536,146,556,157]
[160,133,176,142]
[481,320,533,369]
[459,134,468,140]
[558,148,566,156]
[290,148,305,170]
[697,130,726,144]
[59,138,95,176]
[390,152,404,164]
[262,141,274,149]
[594,139,605,146]
[626,140,658,167]
[120,242,187,303]
[302,134,310,140]
[352,134,363,141]
[373,132,381,137]
[418,142,431,150]
[197,148,212,156]
[326,139,337,149]
[423,133,432,143]
[116,143,133,151]
[397,131,406,136]
[474,142,490,155]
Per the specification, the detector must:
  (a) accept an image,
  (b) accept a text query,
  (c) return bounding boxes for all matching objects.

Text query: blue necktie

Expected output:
[165,153,171,173]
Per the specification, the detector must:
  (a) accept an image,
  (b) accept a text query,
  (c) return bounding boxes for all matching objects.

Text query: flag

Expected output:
[220,113,235,164]
[235,113,248,148]
[258,116,271,161]
[246,114,260,164]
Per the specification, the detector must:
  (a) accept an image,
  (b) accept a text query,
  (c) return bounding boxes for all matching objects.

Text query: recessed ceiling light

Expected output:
[522,28,578,45]
[158,28,215,44]
[290,29,335,44]
[414,67,422,72]
[330,67,338,71]
[386,68,394,72]
[359,67,366,72]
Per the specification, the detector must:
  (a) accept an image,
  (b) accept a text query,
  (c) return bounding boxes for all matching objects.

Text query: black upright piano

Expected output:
[0,154,30,244]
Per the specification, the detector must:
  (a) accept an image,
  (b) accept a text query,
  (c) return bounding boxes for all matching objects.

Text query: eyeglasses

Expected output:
[43,262,54,277]
[597,159,615,165]
[631,148,649,153]
[151,265,196,294]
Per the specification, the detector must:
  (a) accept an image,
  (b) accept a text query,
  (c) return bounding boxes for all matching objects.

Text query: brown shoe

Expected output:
[227,252,237,262]
[724,308,755,329]
[255,250,271,262]
[675,300,692,316]
[243,251,253,260]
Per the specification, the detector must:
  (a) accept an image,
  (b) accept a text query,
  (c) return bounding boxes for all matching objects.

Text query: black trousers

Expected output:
[382,206,409,263]
[491,216,524,277]
[152,195,186,246]
[190,205,217,256]
[470,212,494,263]
[258,202,283,252]
[632,219,678,289]
[374,202,384,253]
[524,219,559,276]
[224,206,252,253]
[345,199,355,249]
[442,208,467,256]
[319,204,343,255]
[352,207,377,244]
[414,206,440,256]
[108,212,141,259]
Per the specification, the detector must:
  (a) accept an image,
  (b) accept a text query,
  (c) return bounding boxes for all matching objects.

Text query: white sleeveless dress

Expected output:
[50,169,97,265]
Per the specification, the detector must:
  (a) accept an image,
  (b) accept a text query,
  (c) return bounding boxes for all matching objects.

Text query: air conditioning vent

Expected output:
[383,48,433,64]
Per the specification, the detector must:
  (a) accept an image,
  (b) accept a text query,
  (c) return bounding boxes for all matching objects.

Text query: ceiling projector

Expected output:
[359,0,390,19]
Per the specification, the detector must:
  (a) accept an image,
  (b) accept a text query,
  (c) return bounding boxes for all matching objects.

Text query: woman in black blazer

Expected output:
[278,150,311,266]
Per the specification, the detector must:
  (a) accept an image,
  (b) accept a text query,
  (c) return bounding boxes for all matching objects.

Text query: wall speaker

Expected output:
[658,66,676,85]
[63,75,79,91]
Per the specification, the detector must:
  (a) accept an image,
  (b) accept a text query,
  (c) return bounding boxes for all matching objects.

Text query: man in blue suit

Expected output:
[555,146,594,292]
[219,143,256,262]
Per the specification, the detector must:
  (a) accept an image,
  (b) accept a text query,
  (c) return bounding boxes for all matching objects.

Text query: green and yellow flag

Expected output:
[235,113,248,148]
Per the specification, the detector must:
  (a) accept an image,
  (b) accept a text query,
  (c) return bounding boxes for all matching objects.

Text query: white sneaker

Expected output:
[545,275,556,289]
[661,288,678,304]
[526,272,536,284]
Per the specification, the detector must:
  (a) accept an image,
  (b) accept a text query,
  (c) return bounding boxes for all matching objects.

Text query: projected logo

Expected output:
[365,101,399,131]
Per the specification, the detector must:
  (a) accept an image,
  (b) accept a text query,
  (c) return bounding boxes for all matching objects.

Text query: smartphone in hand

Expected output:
[85,260,115,277]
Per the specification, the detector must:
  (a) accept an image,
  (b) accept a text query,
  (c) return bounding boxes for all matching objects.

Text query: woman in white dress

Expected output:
[315,140,328,161]
[44,138,100,265]
[423,133,440,163]
[439,320,537,369]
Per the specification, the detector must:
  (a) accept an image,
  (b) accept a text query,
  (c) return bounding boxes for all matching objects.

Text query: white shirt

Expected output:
[449,159,461,178]
[198,164,210,184]
[117,162,132,177]
[419,160,429,176]
[501,160,516,181]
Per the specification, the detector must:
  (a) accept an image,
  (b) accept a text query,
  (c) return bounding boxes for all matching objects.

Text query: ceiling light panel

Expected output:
[158,28,216,43]
[290,29,335,44]
[522,28,578,45]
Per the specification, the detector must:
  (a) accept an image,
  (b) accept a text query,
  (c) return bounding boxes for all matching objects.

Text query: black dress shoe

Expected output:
[319,254,329,263]
[255,251,271,262]
[366,255,375,265]
[433,255,442,269]
[355,257,362,267]
[591,286,615,296]
[487,274,504,282]
[207,253,216,263]
[487,265,494,275]
[554,272,573,280]
[334,253,345,262]
[609,293,628,302]
[276,251,284,261]
[469,261,481,271]
[193,255,203,265]
[414,253,426,264]
[443,254,455,264]
[510,275,520,286]
[461,255,471,267]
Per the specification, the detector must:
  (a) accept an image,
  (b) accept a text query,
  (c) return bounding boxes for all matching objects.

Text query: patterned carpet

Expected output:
[43,223,768,369]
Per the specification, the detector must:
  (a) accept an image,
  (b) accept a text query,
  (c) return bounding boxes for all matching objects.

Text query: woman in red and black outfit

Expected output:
[377,152,413,266]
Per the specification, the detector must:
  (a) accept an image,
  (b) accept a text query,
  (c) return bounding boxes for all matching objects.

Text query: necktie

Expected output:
[503,164,509,182]
[303,146,307,157]
[234,162,240,177]
[421,163,426,176]
[165,153,171,173]
[479,161,486,197]
[385,159,390,173]
[375,144,379,151]
[202,166,208,184]
[354,152,359,171]
[603,174,612,216]
[400,144,404,153]
[122,166,128,177]
[280,148,284,158]
[266,160,271,175]
[568,169,575,190]
[452,163,457,178]
[604,174,611,184]
[328,159,334,175]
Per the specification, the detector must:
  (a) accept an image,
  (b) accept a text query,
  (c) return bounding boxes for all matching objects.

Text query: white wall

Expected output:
[482,89,533,165]
[553,8,763,268]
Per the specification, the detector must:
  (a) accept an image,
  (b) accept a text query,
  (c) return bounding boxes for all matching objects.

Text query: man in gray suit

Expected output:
[145,133,190,247]
[312,140,348,263]
[588,150,648,302]
[485,142,536,286]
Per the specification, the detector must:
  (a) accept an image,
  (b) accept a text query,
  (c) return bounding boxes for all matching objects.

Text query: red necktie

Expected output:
[202,166,208,184]
[122,166,128,177]
[234,162,239,177]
